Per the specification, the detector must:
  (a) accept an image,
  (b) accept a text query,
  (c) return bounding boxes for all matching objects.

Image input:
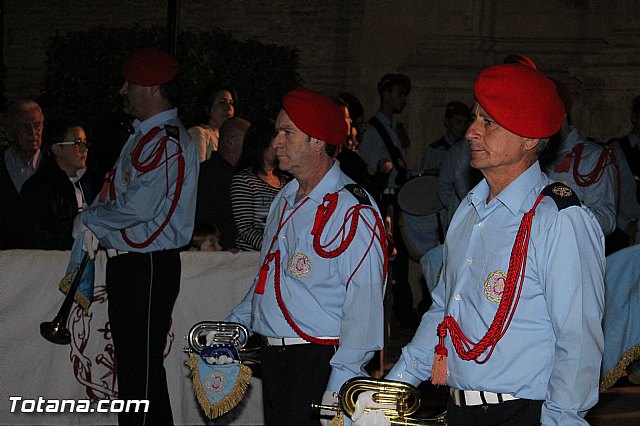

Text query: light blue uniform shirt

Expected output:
[387,162,605,425]
[81,108,199,252]
[359,111,406,190]
[227,163,386,392]
[545,127,617,236]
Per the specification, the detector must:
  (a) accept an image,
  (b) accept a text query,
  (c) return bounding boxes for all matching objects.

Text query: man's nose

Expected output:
[466,120,480,141]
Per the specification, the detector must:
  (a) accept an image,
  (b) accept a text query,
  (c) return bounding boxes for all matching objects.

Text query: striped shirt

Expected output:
[230,168,288,251]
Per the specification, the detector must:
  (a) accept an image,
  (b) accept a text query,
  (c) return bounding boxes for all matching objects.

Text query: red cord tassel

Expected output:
[431,341,448,386]
[255,263,269,294]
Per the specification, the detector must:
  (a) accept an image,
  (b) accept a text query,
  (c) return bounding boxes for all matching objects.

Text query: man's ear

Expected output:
[523,137,541,152]
[310,137,325,153]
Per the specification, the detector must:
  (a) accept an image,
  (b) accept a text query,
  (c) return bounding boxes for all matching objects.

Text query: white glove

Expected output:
[72,215,87,238]
[351,391,392,426]
[205,330,217,347]
[319,390,339,426]
[82,229,100,259]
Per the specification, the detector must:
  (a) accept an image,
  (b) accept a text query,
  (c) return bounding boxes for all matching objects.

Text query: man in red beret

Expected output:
[74,47,199,425]
[359,73,418,328]
[222,88,387,425]
[353,63,605,426]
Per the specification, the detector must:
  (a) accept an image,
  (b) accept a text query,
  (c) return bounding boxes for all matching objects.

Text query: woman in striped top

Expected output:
[231,118,290,251]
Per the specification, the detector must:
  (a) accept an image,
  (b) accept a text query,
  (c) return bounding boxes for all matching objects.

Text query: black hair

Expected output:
[195,83,239,124]
[235,117,285,180]
[43,119,86,152]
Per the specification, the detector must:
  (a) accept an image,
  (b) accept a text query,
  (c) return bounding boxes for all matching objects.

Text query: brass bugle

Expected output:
[183,321,260,363]
[312,377,447,425]
[40,252,91,345]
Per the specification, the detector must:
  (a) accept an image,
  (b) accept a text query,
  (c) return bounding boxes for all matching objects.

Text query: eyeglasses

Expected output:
[56,139,90,150]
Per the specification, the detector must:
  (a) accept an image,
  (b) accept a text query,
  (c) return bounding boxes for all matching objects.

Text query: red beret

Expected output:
[474,64,565,138]
[445,101,471,119]
[377,73,411,95]
[282,88,347,145]
[122,48,179,86]
[550,78,573,113]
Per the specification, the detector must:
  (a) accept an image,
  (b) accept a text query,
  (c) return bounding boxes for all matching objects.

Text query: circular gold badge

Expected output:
[484,270,507,304]
[288,252,311,277]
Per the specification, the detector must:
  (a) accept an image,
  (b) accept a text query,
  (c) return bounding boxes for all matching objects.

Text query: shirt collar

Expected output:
[132,108,178,135]
[5,145,41,168]
[628,131,640,148]
[282,161,344,206]
[467,161,545,217]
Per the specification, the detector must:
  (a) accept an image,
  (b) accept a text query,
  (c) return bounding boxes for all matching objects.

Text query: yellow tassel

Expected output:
[59,272,91,313]
[600,342,640,391]
[186,354,252,419]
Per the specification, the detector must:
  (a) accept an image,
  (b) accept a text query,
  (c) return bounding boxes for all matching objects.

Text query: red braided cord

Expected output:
[570,143,608,187]
[435,193,544,363]
[110,127,186,249]
[270,190,388,346]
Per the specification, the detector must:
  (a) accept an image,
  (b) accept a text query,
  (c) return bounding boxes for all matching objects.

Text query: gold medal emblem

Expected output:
[288,252,311,277]
[121,169,131,187]
[552,185,573,197]
[484,270,507,303]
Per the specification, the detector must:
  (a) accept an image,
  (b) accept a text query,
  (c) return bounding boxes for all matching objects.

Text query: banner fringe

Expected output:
[59,269,91,313]
[600,342,640,391]
[186,354,252,419]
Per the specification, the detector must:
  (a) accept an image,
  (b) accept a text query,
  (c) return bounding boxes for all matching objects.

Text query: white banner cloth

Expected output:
[0,249,262,425]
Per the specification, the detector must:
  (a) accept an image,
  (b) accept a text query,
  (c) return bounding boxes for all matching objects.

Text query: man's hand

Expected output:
[351,391,392,426]
[72,215,87,238]
[73,215,99,258]
[319,390,338,426]
[377,158,393,174]
[82,229,99,259]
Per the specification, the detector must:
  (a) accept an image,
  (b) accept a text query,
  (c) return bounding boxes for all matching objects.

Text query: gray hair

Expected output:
[535,137,550,156]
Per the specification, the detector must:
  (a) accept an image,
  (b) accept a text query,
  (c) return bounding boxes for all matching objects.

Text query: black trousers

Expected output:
[106,250,181,426]
[261,343,335,426]
[446,396,543,426]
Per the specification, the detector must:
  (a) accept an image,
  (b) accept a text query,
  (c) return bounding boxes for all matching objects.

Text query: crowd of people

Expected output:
[0,46,639,426]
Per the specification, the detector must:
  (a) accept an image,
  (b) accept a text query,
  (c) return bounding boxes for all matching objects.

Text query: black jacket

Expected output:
[17,155,102,250]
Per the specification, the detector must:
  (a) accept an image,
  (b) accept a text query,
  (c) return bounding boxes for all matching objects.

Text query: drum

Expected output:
[397,176,445,260]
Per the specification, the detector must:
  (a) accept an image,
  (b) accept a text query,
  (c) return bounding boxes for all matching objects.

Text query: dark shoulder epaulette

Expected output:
[343,184,371,206]
[164,124,180,140]
[542,182,580,210]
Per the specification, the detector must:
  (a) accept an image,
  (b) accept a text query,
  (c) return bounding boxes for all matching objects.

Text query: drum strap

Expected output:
[367,117,408,186]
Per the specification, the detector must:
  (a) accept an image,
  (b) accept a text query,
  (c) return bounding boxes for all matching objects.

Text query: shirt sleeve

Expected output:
[580,152,617,236]
[225,278,258,333]
[325,203,386,392]
[538,206,605,425]
[385,253,447,386]
[230,174,265,250]
[359,127,385,170]
[81,139,179,243]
